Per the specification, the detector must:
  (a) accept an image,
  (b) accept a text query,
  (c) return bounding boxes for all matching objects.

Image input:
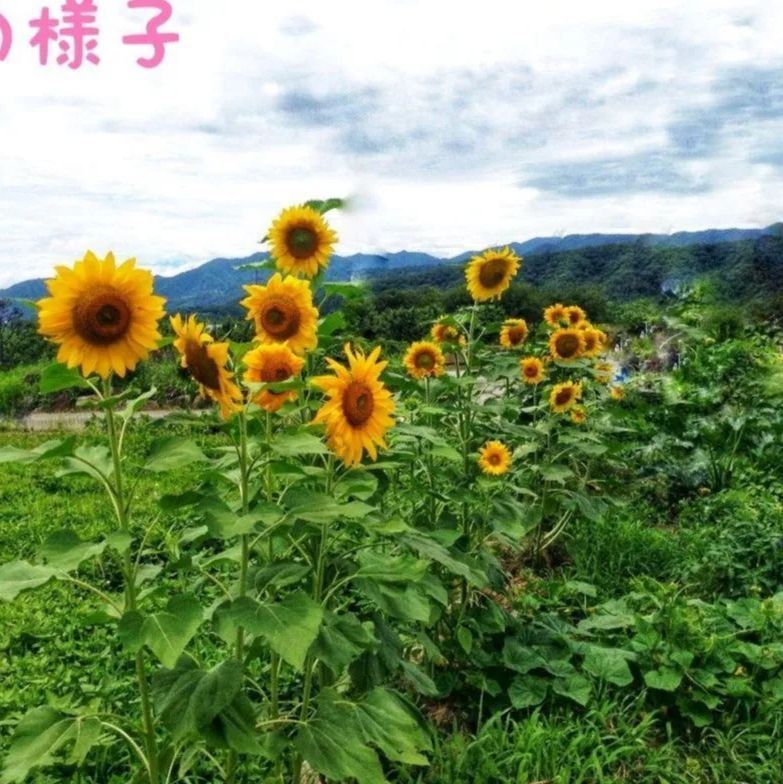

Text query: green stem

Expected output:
[103,380,159,784]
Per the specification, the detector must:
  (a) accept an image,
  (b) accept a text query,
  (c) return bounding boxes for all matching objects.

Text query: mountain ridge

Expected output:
[2,225,779,312]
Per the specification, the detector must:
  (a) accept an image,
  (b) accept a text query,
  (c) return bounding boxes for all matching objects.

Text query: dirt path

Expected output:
[11,410,183,432]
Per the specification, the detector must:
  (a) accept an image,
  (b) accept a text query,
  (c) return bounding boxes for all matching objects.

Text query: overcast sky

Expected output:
[0,0,781,287]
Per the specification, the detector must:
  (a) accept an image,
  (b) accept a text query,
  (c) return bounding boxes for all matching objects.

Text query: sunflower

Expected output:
[543,303,568,328]
[594,361,615,384]
[478,441,512,476]
[565,305,587,326]
[37,251,165,379]
[268,204,338,279]
[549,328,586,361]
[610,385,626,401]
[499,318,529,349]
[465,247,521,302]
[243,343,305,413]
[404,341,445,380]
[581,327,607,358]
[312,343,396,467]
[570,406,587,425]
[520,356,546,385]
[431,319,465,347]
[241,273,319,355]
[171,314,242,419]
[549,381,582,413]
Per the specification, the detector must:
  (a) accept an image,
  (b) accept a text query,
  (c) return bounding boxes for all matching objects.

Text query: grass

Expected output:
[2,425,781,783]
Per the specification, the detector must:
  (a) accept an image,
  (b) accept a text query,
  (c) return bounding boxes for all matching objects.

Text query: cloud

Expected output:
[0,1,782,288]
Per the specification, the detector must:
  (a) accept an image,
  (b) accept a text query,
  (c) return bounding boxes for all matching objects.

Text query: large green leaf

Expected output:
[38,531,107,572]
[0,561,57,601]
[355,580,432,624]
[581,645,634,687]
[57,445,114,481]
[355,688,431,765]
[214,592,323,670]
[644,667,683,692]
[310,611,377,672]
[295,691,385,784]
[284,489,374,524]
[118,595,203,668]
[402,533,487,587]
[271,431,329,457]
[204,499,282,539]
[508,674,548,708]
[1,707,102,783]
[144,437,208,473]
[0,438,75,465]
[39,363,90,394]
[354,551,429,583]
[552,675,593,706]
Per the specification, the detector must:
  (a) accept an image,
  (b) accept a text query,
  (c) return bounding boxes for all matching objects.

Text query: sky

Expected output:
[0,0,782,287]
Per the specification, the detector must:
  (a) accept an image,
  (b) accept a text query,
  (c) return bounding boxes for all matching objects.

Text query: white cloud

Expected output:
[0,0,781,286]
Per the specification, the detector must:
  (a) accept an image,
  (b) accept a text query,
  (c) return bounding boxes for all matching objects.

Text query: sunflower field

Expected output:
[1,200,783,784]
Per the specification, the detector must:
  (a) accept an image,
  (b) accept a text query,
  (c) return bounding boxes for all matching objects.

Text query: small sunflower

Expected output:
[268,204,338,279]
[37,251,166,379]
[581,327,607,358]
[404,341,446,380]
[549,328,586,361]
[549,381,582,413]
[570,406,587,425]
[543,303,568,328]
[565,305,587,326]
[594,361,615,385]
[499,318,529,349]
[431,319,465,347]
[465,247,521,302]
[478,441,512,476]
[610,385,626,401]
[312,343,396,467]
[243,343,305,413]
[241,273,319,355]
[520,356,546,385]
[171,314,242,419]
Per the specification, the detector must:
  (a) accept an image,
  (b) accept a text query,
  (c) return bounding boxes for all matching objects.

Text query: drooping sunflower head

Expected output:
[549,328,586,361]
[268,204,338,279]
[465,247,521,302]
[610,385,626,401]
[570,406,587,425]
[241,273,319,355]
[404,341,446,380]
[565,305,587,326]
[478,441,512,476]
[37,251,166,379]
[581,327,607,358]
[520,356,546,385]
[499,318,529,349]
[243,343,305,413]
[431,319,465,347]
[593,360,616,385]
[549,380,582,413]
[170,314,242,419]
[312,343,396,467]
[543,303,568,328]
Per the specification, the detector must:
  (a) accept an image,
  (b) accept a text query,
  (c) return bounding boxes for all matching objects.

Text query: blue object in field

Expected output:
[615,367,630,383]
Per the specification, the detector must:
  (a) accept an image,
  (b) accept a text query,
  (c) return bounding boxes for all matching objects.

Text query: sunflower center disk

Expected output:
[509,328,525,344]
[260,297,301,340]
[478,258,509,289]
[343,381,375,427]
[489,454,501,466]
[556,334,581,358]
[287,226,319,260]
[260,365,292,394]
[72,287,132,346]
[416,352,435,369]
[555,389,573,406]
[185,342,222,391]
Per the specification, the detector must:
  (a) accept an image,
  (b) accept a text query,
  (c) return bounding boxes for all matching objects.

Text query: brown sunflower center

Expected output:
[583,334,597,351]
[259,296,301,340]
[286,225,319,260]
[343,381,375,427]
[555,333,581,358]
[478,257,510,289]
[184,341,222,391]
[488,452,501,466]
[415,351,435,369]
[260,364,293,394]
[555,388,574,406]
[72,287,132,346]
[524,363,539,378]
[508,326,526,345]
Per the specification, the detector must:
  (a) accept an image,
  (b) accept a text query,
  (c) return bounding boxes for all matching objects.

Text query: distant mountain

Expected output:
[2,225,778,312]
